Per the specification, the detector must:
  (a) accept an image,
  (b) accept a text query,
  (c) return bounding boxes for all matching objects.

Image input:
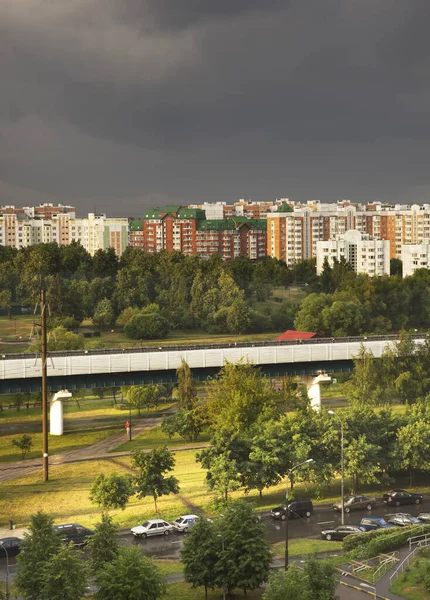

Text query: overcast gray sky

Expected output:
[1,0,430,216]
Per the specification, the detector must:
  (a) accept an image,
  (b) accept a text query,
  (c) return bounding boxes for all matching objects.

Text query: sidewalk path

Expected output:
[0,414,208,484]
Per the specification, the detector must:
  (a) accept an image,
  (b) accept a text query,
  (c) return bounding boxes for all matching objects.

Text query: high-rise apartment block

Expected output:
[316,230,390,276]
[0,204,128,256]
[129,206,267,260]
[267,200,430,265]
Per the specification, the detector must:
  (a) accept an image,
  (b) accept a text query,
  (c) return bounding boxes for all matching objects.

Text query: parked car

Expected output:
[270,499,313,520]
[0,537,22,557]
[360,517,395,531]
[333,495,376,513]
[172,514,200,533]
[382,490,423,507]
[131,519,174,539]
[418,513,430,523]
[387,513,422,527]
[321,525,366,541]
[53,524,94,546]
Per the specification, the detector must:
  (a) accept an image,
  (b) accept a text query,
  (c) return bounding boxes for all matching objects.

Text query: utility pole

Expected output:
[41,288,49,482]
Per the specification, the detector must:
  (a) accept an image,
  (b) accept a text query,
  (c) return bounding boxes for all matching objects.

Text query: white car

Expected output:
[130,519,173,539]
[172,514,200,533]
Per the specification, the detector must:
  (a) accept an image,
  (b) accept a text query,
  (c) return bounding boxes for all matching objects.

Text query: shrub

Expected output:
[344,524,430,558]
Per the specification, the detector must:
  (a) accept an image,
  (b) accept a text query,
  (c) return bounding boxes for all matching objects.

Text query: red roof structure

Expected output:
[275,330,320,341]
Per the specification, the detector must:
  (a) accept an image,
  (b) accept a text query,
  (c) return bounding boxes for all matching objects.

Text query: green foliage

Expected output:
[86,513,120,576]
[303,557,338,600]
[132,446,180,511]
[161,408,205,443]
[95,545,166,600]
[181,517,219,597]
[346,345,384,406]
[263,567,306,600]
[47,316,81,331]
[15,511,62,600]
[11,434,33,458]
[90,473,134,511]
[28,326,85,352]
[41,541,88,600]
[93,298,116,329]
[343,524,430,554]
[124,304,169,339]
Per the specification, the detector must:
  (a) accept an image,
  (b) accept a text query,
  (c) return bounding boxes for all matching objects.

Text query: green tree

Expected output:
[12,434,33,458]
[216,501,272,595]
[0,289,12,317]
[86,513,120,576]
[161,408,205,443]
[303,557,338,600]
[176,359,197,410]
[395,420,430,485]
[132,446,179,512]
[344,434,381,493]
[122,385,153,416]
[95,545,165,600]
[28,326,85,352]
[93,298,116,330]
[90,473,134,511]
[294,293,333,335]
[263,566,306,600]
[390,258,403,277]
[124,304,169,340]
[41,542,87,600]
[15,511,62,600]
[93,247,118,277]
[346,345,384,406]
[181,517,218,600]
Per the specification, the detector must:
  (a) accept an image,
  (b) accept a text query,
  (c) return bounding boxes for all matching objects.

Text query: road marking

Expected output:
[317,520,335,524]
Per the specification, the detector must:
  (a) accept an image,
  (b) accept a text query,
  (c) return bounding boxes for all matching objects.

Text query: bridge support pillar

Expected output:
[300,374,331,410]
[50,390,72,435]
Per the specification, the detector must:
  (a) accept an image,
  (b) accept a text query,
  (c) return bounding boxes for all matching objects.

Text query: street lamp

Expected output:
[360,582,377,600]
[217,534,226,600]
[0,541,10,600]
[328,410,345,525]
[285,458,314,570]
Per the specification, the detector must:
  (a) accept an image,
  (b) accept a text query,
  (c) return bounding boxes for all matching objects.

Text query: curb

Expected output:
[339,580,390,600]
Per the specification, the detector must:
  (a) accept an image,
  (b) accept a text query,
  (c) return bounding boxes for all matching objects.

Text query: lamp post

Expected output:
[0,541,10,600]
[285,458,314,570]
[328,410,345,525]
[360,582,376,600]
[217,534,226,600]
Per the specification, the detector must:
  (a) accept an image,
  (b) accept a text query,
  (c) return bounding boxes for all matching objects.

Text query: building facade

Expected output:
[316,230,390,276]
[401,244,430,277]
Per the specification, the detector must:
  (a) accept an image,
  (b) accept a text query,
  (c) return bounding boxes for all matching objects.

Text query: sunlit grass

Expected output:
[112,425,210,453]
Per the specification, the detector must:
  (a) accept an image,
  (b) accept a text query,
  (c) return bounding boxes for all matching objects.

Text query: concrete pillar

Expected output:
[300,374,331,410]
[49,390,72,435]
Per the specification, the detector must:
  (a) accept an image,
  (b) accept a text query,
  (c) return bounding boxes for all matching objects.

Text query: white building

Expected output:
[401,244,430,277]
[316,230,390,276]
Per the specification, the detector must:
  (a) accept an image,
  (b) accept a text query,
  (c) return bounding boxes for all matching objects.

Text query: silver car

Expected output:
[172,514,200,533]
[131,519,174,539]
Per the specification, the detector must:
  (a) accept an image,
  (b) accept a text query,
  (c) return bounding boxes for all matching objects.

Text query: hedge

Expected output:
[343,524,430,558]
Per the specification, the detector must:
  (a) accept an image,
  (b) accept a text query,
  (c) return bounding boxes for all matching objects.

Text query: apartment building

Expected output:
[267,201,430,265]
[129,206,266,260]
[0,206,128,256]
[401,244,430,277]
[316,230,390,276]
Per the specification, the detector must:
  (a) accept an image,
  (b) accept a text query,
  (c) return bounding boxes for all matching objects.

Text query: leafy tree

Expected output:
[346,345,384,406]
[15,511,62,600]
[95,545,165,600]
[60,240,92,274]
[181,517,218,600]
[93,247,118,277]
[294,293,333,335]
[395,420,430,485]
[93,298,116,330]
[116,306,140,327]
[161,408,205,443]
[390,258,403,277]
[201,451,241,501]
[90,473,134,511]
[303,557,338,600]
[176,359,197,409]
[122,385,154,416]
[86,513,119,575]
[12,434,33,458]
[41,541,87,600]
[124,304,169,340]
[132,446,179,512]
[28,326,85,352]
[344,434,381,492]
[263,566,306,600]
[0,289,12,317]
[216,501,272,595]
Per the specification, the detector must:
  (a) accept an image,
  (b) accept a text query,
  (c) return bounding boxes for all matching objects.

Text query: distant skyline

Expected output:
[2,1,430,216]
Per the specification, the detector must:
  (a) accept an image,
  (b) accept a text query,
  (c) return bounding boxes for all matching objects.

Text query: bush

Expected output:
[344,524,430,557]
[124,306,169,340]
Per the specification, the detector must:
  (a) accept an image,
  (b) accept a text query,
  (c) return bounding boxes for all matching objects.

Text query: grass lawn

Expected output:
[154,559,184,576]
[113,425,210,453]
[164,582,264,599]
[272,538,343,557]
[391,554,430,600]
[0,315,34,340]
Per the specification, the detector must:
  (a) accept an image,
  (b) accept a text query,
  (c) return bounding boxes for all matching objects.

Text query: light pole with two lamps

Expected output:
[0,541,10,600]
[328,410,345,525]
[284,458,314,570]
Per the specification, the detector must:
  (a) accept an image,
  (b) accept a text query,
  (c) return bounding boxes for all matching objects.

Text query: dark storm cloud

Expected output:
[1,0,430,214]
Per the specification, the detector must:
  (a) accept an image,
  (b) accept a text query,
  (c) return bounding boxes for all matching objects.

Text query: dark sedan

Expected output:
[0,537,22,557]
[333,495,376,513]
[321,525,366,541]
[387,513,422,527]
[382,490,423,507]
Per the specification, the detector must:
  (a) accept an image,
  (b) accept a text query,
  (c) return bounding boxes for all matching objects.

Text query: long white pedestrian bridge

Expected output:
[0,333,425,394]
